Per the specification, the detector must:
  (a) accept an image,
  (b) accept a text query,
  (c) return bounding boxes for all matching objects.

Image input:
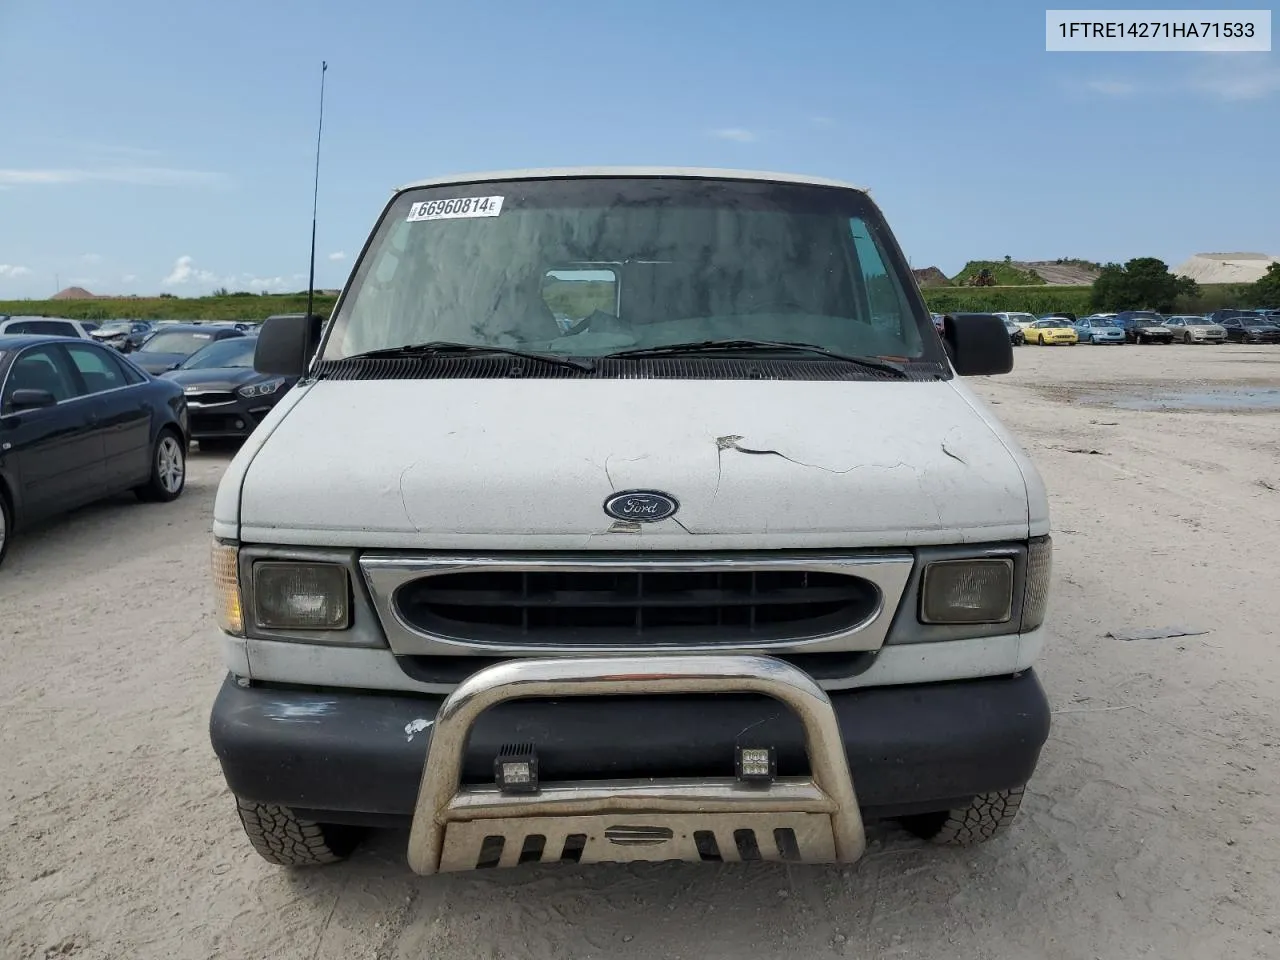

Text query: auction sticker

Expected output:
[406,196,504,222]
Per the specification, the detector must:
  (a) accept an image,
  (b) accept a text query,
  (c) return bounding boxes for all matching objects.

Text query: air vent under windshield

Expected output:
[314,356,939,382]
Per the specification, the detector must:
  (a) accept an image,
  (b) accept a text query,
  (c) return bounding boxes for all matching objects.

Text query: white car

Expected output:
[1163,315,1227,343]
[0,316,95,339]
[992,311,1039,329]
[207,167,1054,876]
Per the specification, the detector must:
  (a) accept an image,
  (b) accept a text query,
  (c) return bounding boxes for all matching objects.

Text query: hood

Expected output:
[161,367,262,390]
[133,351,189,374]
[223,378,1042,551]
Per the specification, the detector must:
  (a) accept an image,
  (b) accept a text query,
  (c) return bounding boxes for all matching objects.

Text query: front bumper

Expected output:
[209,661,1051,840]
[187,396,280,439]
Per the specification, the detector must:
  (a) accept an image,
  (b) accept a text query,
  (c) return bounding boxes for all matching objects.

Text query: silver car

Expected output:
[1163,315,1227,344]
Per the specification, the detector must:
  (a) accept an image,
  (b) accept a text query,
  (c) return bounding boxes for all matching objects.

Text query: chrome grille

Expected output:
[394,568,877,646]
[360,553,915,656]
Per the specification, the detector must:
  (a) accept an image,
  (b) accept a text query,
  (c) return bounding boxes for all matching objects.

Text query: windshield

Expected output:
[97,321,131,334]
[1040,319,1071,328]
[320,177,939,365]
[138,330,219,355]
[178,336,256,369]
[1130,312,1163,321]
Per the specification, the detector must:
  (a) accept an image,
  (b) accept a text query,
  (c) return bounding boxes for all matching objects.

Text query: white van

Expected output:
[208,168,1053,873]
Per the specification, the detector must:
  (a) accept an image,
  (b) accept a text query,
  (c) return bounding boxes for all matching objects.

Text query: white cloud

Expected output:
[0,166,227,187]
[0,264,33,278]
[327,251,346,261]
[162,255,219,286]
[82,253,103,264]
[121,274,138,283]
[1084,79,1137,96]
[1188,54,1280,100]
[708,127,758,142]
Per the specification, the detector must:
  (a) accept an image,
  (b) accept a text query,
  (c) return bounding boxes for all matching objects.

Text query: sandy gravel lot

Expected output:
[3,344,1279,960]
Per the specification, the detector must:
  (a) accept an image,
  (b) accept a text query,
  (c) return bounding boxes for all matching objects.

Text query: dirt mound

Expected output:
[51,286,99,300]
[1173,253,1280,284]
[912,267,949,287]
[1019,261,1102,285]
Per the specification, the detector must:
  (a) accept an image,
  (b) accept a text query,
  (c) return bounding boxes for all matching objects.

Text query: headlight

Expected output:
[212,541,244,636]
[920,558,1014,624]
[238,378,286,399]
[252,562,350,630]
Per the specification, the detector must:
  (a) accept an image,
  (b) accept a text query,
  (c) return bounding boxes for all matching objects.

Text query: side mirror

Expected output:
[254,313,325,377]
[8,388,57,411]
[942,313,1014,376]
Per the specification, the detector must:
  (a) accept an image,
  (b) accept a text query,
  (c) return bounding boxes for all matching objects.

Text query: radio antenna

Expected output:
[305,60,328,318]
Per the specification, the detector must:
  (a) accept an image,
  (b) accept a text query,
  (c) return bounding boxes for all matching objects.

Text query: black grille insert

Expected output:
[393,568,879,647]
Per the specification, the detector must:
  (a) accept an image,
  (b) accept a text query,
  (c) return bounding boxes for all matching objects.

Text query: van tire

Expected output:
[0,487,12,569]
[899,787,1025,846]
[235,798,363,866]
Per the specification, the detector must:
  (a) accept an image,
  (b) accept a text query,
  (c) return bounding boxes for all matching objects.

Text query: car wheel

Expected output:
[0,488,12,569]
[235,797,363,866]
[1184,333,1192,344]
[900,786,1026,846]
[135,427,187,503]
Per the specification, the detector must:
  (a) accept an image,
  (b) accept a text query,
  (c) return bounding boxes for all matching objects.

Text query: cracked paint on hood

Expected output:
[228,377,1038,550]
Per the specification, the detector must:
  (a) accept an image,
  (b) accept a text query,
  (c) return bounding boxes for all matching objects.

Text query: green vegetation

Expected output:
[0,293,340,322]
[1090,258,1199,312]
[948,261,1046,286]
[540,278,617,319]
[1253,262,1280,305]
[921,282,1255,315]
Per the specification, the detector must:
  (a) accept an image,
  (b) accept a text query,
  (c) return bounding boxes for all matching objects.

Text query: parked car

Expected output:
[1113,311,1173,344]
[1206,309,1255,327]
[1220,314,1280,344]
[1162,315,1226,344]
[161,334,296,449]
[1001,318,1025,345]
[1024,318,1079,345]
[0,334,188,567]
[208,166,1050,875]
[0,317,95,340]
[1074,316,1125,344]
[91,320,156,353]
[129,324,247,375]
[992,312,1039,330]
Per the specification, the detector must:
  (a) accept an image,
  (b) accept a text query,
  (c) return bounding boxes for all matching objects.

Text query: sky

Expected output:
[1,0,1277,299]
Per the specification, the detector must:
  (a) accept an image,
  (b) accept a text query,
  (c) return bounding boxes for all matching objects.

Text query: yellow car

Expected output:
[1024,318,1079,346]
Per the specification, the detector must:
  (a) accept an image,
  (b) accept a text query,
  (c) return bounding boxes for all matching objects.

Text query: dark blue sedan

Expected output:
[0,335,189,567]
[128,323,247,375]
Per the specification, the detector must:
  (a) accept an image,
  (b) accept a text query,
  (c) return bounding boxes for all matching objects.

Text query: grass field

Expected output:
[0,282,1261,325]
[0,293,341,323]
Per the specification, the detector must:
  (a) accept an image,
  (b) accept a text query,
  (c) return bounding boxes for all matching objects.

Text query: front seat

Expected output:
[487,269,565,343]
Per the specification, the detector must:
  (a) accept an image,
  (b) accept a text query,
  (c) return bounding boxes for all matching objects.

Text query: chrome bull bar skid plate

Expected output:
[405,654,866,874]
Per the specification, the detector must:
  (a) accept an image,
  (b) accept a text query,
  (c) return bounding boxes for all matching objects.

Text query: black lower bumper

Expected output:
[209,670,1051,825]
[189,400,278,440]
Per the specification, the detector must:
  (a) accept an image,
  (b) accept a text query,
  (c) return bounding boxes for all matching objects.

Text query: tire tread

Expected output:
[235,798,357,866]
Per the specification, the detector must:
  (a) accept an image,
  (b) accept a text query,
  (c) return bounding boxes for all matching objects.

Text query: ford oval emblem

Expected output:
[603,490,680,523]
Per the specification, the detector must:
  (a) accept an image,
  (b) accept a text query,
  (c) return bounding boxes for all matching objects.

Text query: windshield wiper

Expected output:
[342,341,594,373]
[605,339,909,377]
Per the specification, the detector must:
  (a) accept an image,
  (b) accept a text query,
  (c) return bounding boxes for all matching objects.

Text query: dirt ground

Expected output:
[3,344,1279,960]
